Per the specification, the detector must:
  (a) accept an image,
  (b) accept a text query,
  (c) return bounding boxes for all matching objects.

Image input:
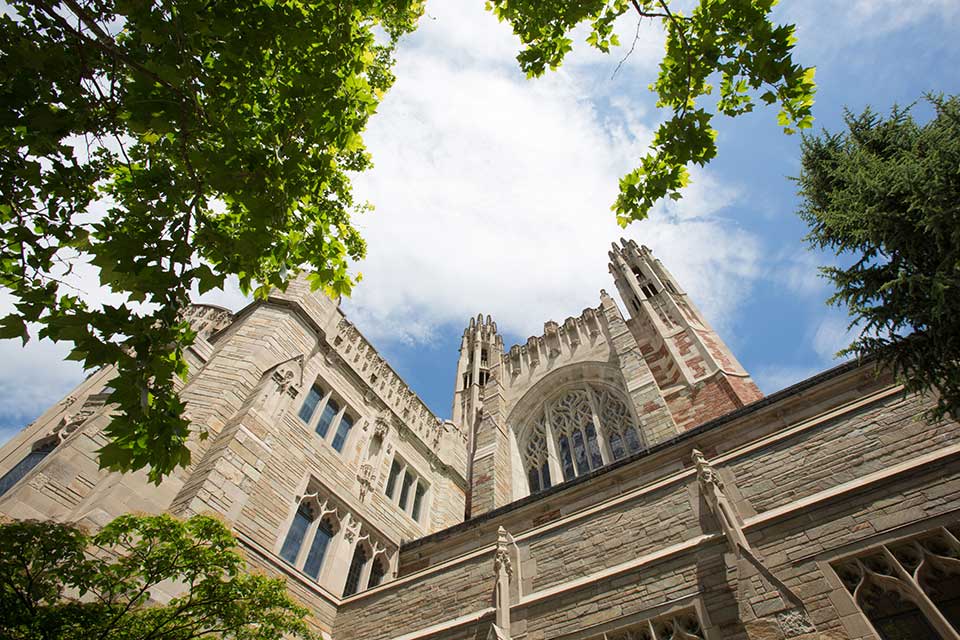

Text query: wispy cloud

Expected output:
[345,0,760,345]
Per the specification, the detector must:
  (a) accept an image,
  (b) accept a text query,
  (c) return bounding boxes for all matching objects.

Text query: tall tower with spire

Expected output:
[607,239,762,429]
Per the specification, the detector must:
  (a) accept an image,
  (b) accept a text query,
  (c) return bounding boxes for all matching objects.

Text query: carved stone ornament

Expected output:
[494,549,513,578]
[374,412,391,438]
[49,408,96,441]
[776,609,816,638]
[357,463,375,501]
[271,355,304,398]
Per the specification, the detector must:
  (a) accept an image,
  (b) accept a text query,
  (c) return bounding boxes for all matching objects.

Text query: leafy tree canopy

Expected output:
[1,0,814,483]
[0,0,422,481]
[485,0,816,225]
[797,94,960,420]
[0,513,315,640]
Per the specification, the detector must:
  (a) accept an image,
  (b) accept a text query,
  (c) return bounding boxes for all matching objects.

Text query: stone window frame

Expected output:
[0,436,58,498]
[276,478,395,597]
[384,453,430,524]
[557,601,714,640]
[520,382,645,496]
[296,377,359,456]
[827,522,960,640]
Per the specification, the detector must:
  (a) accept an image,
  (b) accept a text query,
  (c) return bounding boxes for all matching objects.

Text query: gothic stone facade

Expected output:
[1,239,959,640]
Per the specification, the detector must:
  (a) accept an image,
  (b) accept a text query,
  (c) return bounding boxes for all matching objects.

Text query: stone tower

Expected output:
[608,238,762,430]
[456,240,763,517]
[452,314,503,517]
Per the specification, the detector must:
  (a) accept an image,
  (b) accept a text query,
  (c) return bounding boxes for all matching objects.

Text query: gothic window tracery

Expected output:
[521,383,645,495]
[832,525,960,639]
[593,609,705,640]
[524,416,551,493]
[595,386,644,460]
[278,484,395,595]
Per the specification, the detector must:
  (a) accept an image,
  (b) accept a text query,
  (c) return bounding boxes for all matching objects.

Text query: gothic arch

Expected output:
[506,362,645,497]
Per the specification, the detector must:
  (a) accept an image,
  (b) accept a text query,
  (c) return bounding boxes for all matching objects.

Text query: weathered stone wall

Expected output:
[334,551,496,640]
[729,391,959,514]
[365,372,959,640]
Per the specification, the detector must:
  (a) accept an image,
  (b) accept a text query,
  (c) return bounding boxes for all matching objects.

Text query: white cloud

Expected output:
[768,249,831,299]
[344,0,760,346]
[813,313,857,362]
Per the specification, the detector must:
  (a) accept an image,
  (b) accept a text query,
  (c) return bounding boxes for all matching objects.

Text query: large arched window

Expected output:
[521,384,645,495]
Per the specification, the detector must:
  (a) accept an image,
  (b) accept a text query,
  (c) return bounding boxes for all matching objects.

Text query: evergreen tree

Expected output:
[797,95,960,419]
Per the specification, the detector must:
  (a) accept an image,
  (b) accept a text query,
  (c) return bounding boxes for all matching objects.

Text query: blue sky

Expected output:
[2,0,959,443]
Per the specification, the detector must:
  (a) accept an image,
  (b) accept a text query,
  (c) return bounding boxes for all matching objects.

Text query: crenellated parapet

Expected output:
[504,306,604,379]
[330,315,466,461]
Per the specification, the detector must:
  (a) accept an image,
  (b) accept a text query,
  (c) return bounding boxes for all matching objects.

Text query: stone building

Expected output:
[1,239,958,640]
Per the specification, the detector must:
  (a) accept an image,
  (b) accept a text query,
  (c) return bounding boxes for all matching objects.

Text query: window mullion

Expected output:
[542,410,563,485]
[586,386,613,465]
[295,511,321,569]
[879,545,960,640]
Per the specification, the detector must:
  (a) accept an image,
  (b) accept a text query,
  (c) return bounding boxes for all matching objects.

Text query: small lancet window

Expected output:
[558,436,575,481]
[585,423,603,469]
[385,460,401,498]
[609,431,626,461]
[0,439,57,498]
[527,467,541,493]
[302,518,335,579]
[398,470,415,511]
[298,386,323,424]
[316,397,340,438]
[344,545,368,597]
[368,557,387,589]
[572,430,590,475]
[279,502,314,565]
[331,414,353,452]
[412,483,426,522]
[624,427,643,454]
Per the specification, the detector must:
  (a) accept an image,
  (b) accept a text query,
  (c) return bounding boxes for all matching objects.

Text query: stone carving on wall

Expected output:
[254,355,304,417]
[775,609,817,638]
[692,448,750,556]
[357,463,375,502]
[491,526,515,640]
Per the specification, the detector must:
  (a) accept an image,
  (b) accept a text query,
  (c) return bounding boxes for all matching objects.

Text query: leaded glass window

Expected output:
[368,557,387,589]
[519,384,641,492]
[398,470,414,511]
[302,518,335,579]
[385,460,401,498]
[298,385,323,424]
[412,483,426,522]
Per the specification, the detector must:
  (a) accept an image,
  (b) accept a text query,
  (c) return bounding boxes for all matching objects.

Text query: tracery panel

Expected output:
[519,382,641,495]
[594,385,645,459]
[832,525,960,639]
